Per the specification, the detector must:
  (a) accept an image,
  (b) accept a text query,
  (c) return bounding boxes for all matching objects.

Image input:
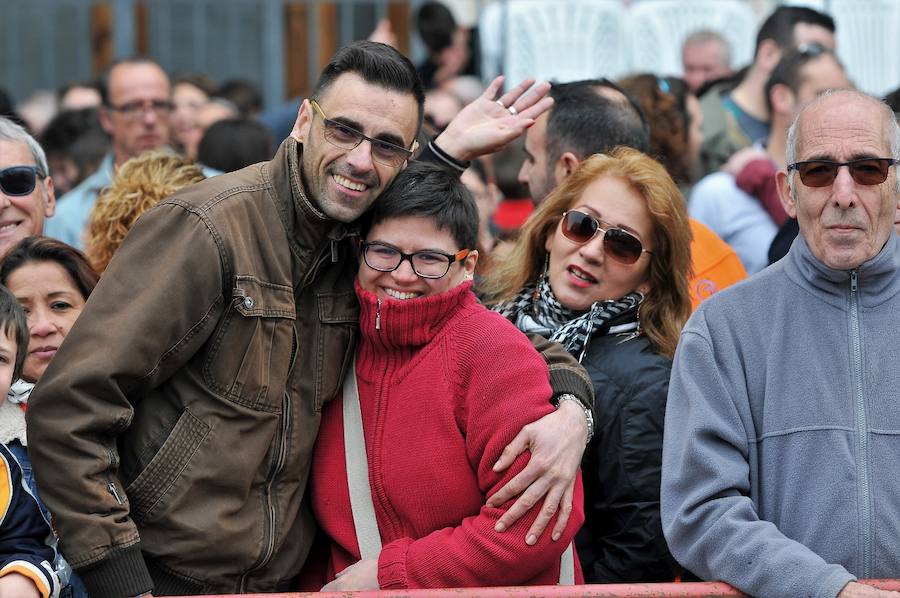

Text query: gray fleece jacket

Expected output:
[662,232,900,598]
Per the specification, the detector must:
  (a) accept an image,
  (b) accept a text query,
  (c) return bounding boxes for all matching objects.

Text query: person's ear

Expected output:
[291,99,313,142]
[463,250,479,278]
[554,152,581,184]
[42,176,56,219]
[770,84,795,117]
[757,39,782,72]
[776,169,798,218]
[98,107,114,136]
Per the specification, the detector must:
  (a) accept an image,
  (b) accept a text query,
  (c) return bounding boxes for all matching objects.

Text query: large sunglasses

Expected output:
[310,100,415,167]
[560,210,652,265]
[787,158,898,187]
[0,166,45,196]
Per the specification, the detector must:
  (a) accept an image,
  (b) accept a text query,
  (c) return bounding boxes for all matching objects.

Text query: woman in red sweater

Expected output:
[310,162,584,590]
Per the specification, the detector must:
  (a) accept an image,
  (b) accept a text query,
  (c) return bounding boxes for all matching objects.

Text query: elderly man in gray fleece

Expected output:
[662,88,900,598]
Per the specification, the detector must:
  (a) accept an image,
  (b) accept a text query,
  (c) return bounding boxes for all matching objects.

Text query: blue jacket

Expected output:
[662,233,900,598]
[0,443,59,598]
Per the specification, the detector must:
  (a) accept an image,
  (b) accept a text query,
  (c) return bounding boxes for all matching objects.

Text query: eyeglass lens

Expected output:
[112,100,174,119]
[561,210,645,264]
[323,122,408,166]
[364,243,456,278]
[0,166,39,196]
[794,159,895,187]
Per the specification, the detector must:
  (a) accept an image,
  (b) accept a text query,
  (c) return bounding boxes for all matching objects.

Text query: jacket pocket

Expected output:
[127,408,211,522]
[204,276,296,412]
[315,291,358,411]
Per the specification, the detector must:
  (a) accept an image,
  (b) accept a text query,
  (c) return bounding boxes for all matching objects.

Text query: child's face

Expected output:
[0,330,17,400]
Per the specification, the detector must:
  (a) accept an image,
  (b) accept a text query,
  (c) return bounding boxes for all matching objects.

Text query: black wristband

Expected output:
[427,140,470,173]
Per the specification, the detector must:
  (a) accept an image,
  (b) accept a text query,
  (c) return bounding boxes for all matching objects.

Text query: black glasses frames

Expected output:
[361,242,471,279]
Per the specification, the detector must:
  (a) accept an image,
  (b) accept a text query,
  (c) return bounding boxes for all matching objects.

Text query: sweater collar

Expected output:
[785,231,900,308]
[355,279,475,351]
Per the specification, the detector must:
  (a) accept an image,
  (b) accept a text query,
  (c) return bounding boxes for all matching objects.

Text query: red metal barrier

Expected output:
[167,579,900,598]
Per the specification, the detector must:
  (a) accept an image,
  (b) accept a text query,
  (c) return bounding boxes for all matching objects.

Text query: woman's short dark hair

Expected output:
[0,285,29,381]
[363,161,479,251]
[0,237,100,302]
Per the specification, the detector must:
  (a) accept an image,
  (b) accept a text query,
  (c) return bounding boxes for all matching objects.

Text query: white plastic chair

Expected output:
[828,0,900,97]
[479,0,630,88]
[628,0,758,76]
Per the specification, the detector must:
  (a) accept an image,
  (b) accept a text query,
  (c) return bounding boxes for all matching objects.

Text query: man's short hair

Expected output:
[545,80,650,167]
[0,284,28,382]
[0,116,50,176]
[764,43,842,115]
[755,6,835,56]
[98,57,168,106]
[683,29,732,66]
[311,41,425,133]
[363,161,478,251]
[417,2,457,55]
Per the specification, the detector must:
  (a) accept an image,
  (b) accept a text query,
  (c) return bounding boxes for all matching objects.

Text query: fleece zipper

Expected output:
[849,269,872,577]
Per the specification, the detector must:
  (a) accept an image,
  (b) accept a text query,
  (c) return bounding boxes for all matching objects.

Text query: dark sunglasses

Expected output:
[0,166,44,196]
[560,210,652,265]
[787,158,899,188]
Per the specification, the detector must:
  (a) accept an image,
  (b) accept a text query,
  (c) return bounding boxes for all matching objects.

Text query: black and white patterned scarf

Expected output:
[495,276,644,362]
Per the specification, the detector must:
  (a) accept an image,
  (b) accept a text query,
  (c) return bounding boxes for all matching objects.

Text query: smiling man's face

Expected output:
[294,73,418,223]
[0,139,55,256]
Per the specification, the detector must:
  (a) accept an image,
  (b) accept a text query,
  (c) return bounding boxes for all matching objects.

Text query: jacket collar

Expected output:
[265,137,359,271]
[785,231,900,308]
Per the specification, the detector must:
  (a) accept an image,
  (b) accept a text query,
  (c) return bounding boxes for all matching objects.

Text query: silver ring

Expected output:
[495,99,506,109]
[508,105,518,116]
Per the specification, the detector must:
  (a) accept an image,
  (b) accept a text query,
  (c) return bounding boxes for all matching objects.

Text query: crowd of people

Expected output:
[0,2,899,597]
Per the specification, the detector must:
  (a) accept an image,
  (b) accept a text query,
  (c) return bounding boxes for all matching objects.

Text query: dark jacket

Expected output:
[28,137,593,598]
[0,443,59,598]
[575,332,680,583]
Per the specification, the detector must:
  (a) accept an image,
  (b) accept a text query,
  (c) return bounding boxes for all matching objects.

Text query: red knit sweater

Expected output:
[310,280,584,589]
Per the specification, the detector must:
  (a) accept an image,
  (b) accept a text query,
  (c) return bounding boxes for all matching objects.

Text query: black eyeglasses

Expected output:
[560,210,652,265]
[107,99,175,121]
[361,242,471,279]
[310,100,414,167]
[0,166,45,196]
[787,158,899,187]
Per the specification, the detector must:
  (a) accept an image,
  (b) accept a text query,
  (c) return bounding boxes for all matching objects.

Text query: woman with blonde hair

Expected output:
[483,147,692,582]
[84,151,205,273]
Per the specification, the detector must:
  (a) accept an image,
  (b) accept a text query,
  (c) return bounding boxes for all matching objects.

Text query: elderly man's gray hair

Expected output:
[0,116,50,177]
[785,89,900,196]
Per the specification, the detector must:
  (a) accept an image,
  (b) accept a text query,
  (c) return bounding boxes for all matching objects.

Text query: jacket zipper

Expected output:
[107,481,123,505]
[849,269,871,577]
[375,299,382,330]
[104,445,124,505]
[239,331,297,591]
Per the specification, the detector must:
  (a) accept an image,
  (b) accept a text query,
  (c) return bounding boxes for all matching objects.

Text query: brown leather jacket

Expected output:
[27,138,592,597]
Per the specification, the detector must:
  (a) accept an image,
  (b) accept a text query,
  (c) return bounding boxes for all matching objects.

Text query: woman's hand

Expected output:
[321,558,379,591]
[486,399,586,544]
